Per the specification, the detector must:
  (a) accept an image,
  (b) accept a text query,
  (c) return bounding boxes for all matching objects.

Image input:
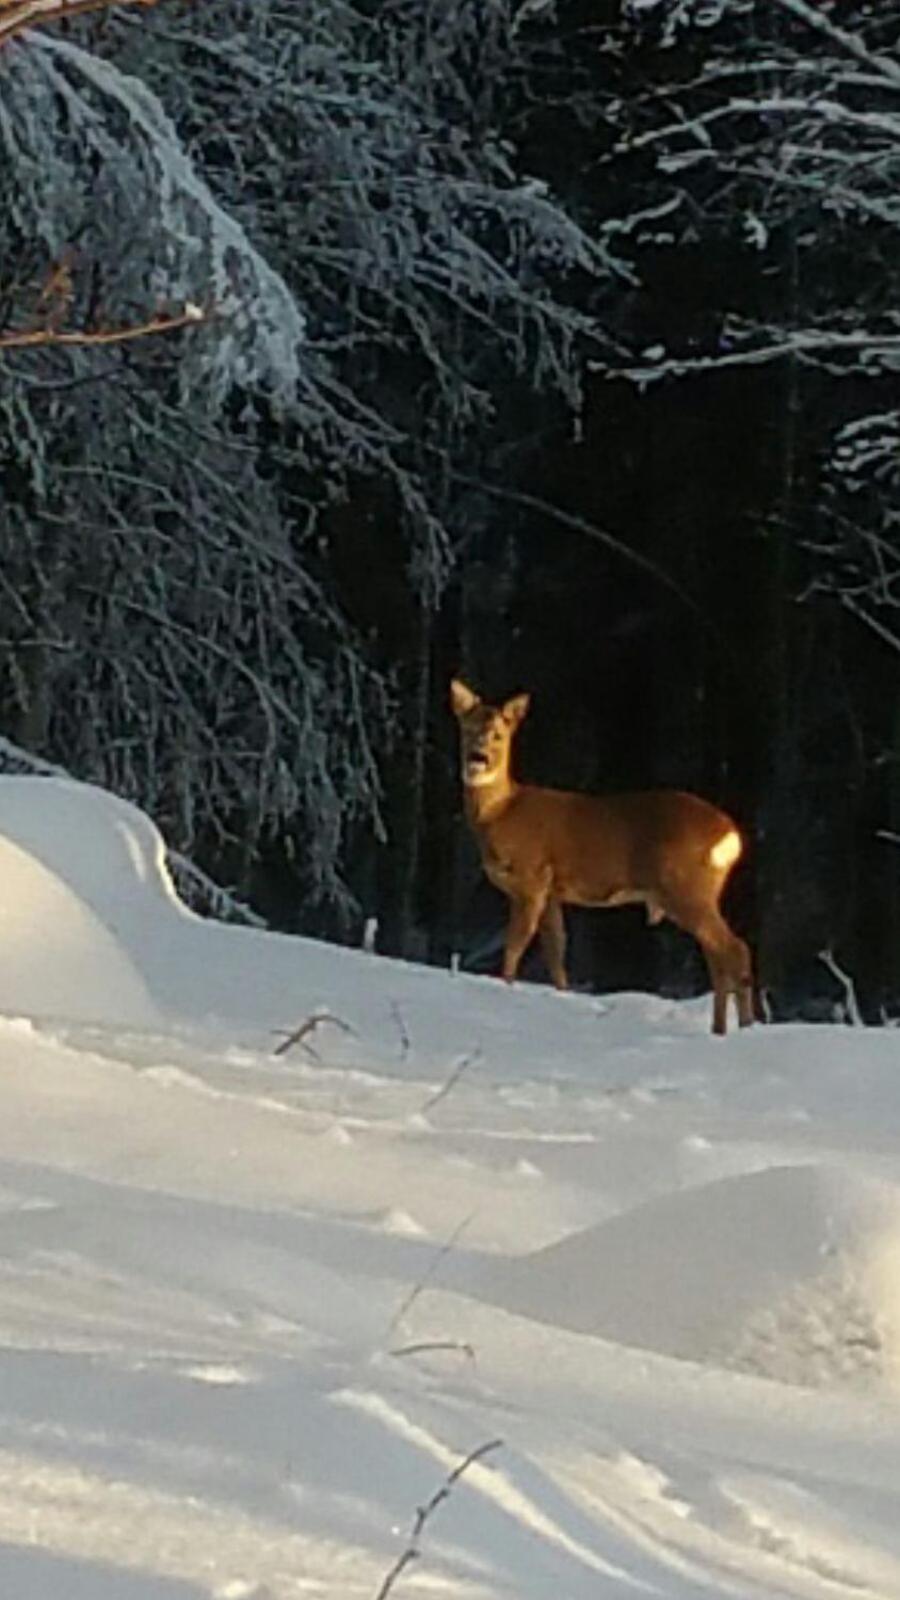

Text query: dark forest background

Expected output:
[3,0,900,1020]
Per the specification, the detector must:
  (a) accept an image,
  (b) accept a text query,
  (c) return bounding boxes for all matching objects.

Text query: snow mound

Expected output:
[0,775,188,924]
[485,1165,900,1390]
[0,804,157,1027]
[0,778,327,1027]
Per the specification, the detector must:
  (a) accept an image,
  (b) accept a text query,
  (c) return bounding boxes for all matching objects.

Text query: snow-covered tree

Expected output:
[0,0,610,918]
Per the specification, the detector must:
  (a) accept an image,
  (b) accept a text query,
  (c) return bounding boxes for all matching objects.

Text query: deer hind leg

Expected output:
[731,931,755,1028]
[538,898,569,990]
[502,886,550,984]
[668,894,754,1036]
[709,951,731,1037]
[696,913,754,1036]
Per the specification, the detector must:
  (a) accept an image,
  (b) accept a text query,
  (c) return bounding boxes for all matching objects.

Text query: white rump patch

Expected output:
[710,828,741,871]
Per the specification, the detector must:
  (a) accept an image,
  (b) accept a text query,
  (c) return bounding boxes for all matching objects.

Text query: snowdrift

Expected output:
[0,776,687,1065]
[485,1164,900,1390]
[0,777,366,1029]
[2,776,900,1594]
[0,803,157,1027]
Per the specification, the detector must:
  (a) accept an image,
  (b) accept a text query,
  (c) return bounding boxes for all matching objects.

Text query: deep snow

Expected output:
[0,776,898,1597]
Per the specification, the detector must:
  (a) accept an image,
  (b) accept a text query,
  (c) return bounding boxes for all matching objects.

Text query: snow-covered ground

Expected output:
[0,777,898,1598]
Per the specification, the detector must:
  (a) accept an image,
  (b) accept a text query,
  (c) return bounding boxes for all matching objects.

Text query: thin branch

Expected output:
[601,331,900,386]
[0,0,161,47]
[818,948,865,1027]
[374,1439,503,1600]
[389,1000,411,1062]
[387,1214,473,1337]
[0,306,209,353]
[450,471,706,622]
[841,593,900,657]
[273,1011,354,1059]
[389,1340,476,1363]
[773,0,900,92]
[420,1049,481,1115]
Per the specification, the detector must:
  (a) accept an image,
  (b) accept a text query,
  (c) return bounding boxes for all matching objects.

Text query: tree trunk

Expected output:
[378,593,431,959]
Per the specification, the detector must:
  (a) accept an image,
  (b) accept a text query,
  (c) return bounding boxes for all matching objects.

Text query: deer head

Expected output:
[450,679,530,789]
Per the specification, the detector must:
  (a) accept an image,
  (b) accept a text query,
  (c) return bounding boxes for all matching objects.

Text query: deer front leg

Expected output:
[502,888,549,984]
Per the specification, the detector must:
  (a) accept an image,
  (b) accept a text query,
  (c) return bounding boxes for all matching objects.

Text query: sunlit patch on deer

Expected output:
[451,678,755,1036]
[710,829,742,871]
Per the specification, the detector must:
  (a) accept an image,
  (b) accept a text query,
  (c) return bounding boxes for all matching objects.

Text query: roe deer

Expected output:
[450,679,754,1035]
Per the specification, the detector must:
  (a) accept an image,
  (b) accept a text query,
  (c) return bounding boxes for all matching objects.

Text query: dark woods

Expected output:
[319,0,900,1021]
[3,0,899,1020]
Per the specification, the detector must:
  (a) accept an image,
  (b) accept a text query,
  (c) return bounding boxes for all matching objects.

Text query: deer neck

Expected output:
[464,770,517,830]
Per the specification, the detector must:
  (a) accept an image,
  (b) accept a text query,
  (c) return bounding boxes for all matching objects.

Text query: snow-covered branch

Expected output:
[0,0,616,907]
[601,331,900,386]
[773,0,900,92]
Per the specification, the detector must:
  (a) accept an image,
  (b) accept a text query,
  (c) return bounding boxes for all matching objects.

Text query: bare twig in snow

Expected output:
[818,949,864,1027]
[389,1340,476,1364]
[374,1438,503,1600]
[387,1213,473,1337]
[420,1048,482,1114]
[273,1011,354,1059]
[389,1001,410,1062]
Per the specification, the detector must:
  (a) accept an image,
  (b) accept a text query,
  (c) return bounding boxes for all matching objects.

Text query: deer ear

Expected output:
[502,692,531,727]
[450,678,480,718]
